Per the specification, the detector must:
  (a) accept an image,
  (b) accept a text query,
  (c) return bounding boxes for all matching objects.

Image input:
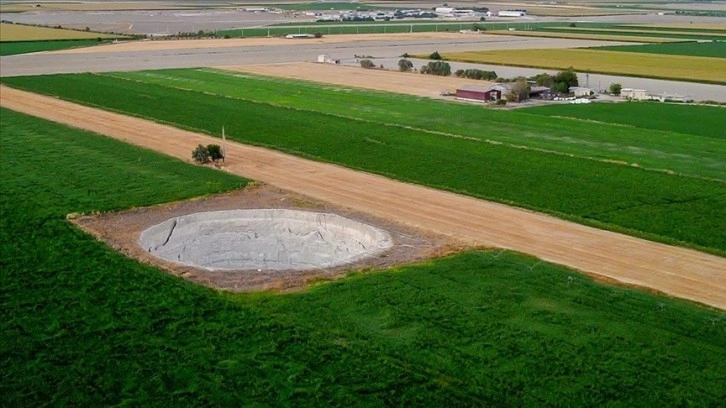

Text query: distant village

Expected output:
[241,5,528,22]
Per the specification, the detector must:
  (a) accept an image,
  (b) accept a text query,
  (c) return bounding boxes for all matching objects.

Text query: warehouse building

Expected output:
[456,85,503,102]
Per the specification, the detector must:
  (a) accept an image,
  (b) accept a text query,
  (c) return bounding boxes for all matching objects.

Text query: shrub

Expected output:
[207,144,224,161]
[314,32,323,38]
[553,68,578,93]
[420,61,451,76]
[609,83,622,95]
[429,51,442,60]
[360,59,375,69]
[398,59,414,72]
[191,144,210,164]
[456,69,497,81]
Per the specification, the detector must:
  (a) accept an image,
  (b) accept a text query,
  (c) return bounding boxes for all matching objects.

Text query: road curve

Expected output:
[1,85,724,309]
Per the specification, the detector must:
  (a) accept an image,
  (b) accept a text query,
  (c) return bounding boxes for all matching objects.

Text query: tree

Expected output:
[359,59,375,69]
[609,83,622,95]
[398,59,414,72]
[553,68,578,93]
[420,61,451,76]
[429,51,442,60]
[191,145,210,164]
[533,72,554,87]
[507,77,530,102]
[207,144,224,161]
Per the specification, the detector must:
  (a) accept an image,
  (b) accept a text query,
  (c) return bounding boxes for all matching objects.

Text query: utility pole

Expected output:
[222,126,226,163]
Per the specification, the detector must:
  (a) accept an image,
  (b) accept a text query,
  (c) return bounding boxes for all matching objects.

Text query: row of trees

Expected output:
[454,69,497,80]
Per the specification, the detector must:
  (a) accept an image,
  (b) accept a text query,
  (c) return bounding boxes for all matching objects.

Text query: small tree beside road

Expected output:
[609,83,622,95]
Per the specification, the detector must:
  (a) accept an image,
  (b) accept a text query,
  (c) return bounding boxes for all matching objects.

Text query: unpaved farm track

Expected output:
[2,85,724,309]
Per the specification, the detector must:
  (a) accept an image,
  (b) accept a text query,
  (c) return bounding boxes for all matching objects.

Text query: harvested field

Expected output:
[222,62,492,99]
[2,85,724,309]
[444,48,726,83]
[0,23,121,41]
[48,32,485,54]
[0,1,188,12]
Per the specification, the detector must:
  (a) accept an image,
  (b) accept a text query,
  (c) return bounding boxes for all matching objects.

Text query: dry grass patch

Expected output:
[444,48,726,84]
[0,23,121,41]
[0,2,185,12]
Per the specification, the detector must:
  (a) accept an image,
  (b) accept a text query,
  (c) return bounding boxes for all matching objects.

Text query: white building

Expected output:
[570,87,593,97]
[621,88,648,100]
[498,10,526,17]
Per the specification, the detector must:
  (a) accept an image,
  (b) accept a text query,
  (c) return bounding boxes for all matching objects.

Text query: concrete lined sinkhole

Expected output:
[139,209,393,271]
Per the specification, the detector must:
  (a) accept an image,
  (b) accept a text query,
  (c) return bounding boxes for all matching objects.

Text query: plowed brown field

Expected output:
[2,85,724,309]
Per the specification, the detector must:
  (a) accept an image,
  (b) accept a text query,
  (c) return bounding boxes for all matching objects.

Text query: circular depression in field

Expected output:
[139,209,392,271]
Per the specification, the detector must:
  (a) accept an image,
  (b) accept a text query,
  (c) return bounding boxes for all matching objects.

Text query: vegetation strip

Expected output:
[3,73,724,253]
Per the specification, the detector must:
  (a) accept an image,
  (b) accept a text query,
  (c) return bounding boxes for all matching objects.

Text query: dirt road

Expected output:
[2,85,724,309]
[223,62,493,99]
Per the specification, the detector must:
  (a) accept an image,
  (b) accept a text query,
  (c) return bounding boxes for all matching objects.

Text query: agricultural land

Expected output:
[593,41,726,57]
[441,48,726,84]
[2,102,725,406]
[0,22,122,41]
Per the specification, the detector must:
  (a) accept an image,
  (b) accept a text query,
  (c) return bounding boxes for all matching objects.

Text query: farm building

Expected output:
[571,87,593,97]
[498,10,526,17]
[621,88,648,100]
[456,85,503,102]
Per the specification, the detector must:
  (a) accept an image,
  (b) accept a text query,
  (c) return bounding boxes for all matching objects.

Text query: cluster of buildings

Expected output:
[244,5,527,23]
[621,88,693,102]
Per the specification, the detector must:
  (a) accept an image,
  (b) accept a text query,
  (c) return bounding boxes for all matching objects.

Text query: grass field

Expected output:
[442,48,726,84]
[622,23,726,30]
[0,23,122,41]
[113,69,726,179]
[2,108,725,406]
[0,39,104,56]
[592,41,726,58]
[3,72,725,253]
[519,102,726,140]
[485,29,679,43]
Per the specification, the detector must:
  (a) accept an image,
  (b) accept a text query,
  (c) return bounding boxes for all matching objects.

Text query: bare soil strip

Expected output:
[2,85,724,309]
[48,32,484,55]
[222,62,493,98]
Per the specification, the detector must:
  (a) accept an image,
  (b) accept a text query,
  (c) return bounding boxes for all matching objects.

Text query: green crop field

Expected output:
[592,41,726,58]
[0,39,104,56]
[109,69,726,180]
[2,108,725,406]
[442,48,726,84]
[520,102,726,140]
[3,72,725,253]
[485,29,678,43]
[546,26,726,40]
